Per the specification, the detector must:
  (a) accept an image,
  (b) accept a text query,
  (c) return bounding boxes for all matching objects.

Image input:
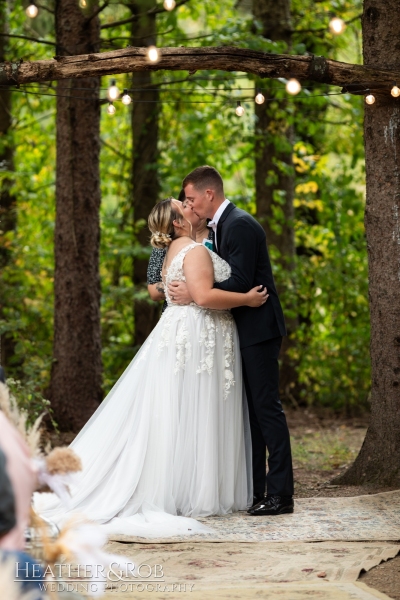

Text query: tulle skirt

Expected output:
[34,304,252,538]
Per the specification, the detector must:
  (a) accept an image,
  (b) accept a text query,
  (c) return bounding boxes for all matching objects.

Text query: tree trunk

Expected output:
[253,0,298,401]
[49,0,102,432]
[130,1,160,346]
[335,0,400,486]
[0,0,16,372]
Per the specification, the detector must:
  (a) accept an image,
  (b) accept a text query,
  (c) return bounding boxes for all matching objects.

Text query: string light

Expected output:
[121,89,132,105]
[107,102,116,115]
[286,78,301,95]
[365,94,376,105]
[163,0,176,10]
[329,17,346,35]
[146,46,160,63]
[107,79,119,101]
[79,0,87,6]
[391,84,400,98]
[235,101,244,116]
[26,2,38,18]
[255,89,265,105]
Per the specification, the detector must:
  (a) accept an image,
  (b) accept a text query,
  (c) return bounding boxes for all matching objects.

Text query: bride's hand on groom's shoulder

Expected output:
[246,285,269,308]
[168,281,193,305]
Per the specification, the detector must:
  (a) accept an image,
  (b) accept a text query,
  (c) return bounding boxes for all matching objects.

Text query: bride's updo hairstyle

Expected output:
[148,197,183,249]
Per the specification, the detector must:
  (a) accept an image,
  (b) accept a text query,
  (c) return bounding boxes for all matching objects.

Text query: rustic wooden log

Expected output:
[0,46,399,89]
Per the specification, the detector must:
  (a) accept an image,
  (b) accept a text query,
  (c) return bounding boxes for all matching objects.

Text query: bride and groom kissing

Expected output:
[35,165,294,538]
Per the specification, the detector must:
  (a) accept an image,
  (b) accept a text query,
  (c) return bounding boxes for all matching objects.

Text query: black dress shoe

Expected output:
[248,494,294,516]
[248,492,265,511]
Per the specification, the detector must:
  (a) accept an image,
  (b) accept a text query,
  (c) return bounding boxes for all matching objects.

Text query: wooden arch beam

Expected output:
[0,46,399,90]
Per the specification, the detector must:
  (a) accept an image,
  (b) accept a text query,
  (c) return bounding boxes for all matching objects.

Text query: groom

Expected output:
[169,165,294,515]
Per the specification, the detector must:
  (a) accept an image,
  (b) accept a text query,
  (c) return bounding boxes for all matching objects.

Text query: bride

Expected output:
[34,198,268,538]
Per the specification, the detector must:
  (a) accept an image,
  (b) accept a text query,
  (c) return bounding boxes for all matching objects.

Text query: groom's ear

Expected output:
[205,189,214,202]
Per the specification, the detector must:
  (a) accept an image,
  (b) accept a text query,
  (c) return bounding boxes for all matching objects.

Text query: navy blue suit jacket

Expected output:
[213,203,286,348]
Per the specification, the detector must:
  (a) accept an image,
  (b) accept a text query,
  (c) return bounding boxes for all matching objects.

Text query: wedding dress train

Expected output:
[34,243,252,538]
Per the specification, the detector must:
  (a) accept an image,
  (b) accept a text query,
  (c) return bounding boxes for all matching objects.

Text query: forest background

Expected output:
[0,0,368,423]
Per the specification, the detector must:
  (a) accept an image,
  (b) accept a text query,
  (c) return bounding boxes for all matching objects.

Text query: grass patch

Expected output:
[290,425,366,471]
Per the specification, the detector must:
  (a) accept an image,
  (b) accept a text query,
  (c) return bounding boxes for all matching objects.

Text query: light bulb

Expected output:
[107,80,119,101]
[391,85,400,98]
[107,102,116,115]
[146,45,160,63]
[255,90,265,105]
[365,94,376,105]
[163,0,176,10]
[79,0,87,7]
[26,3,38,18]
[235,102,244,117]
[121,90,132,105]
[286,78,301,95]
[329,17,346,35]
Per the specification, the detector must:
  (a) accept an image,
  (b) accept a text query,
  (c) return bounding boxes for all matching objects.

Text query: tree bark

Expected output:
[130,0,160,347]
[335,0,400,486]
[49,0,102,432]
[0,0,16,372]
[253,0,298,401]
[2,47,400,88]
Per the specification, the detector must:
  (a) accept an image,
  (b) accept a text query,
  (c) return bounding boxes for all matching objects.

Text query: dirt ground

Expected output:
[48,406,400,599]
[285,407,400,599]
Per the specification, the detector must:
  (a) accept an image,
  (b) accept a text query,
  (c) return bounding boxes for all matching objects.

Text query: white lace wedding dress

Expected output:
[34,243,252,538]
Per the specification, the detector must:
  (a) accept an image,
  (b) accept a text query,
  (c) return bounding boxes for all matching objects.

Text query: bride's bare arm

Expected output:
[184,246,268,309]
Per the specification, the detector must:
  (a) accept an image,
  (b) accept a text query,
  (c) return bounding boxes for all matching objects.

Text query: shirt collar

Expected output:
[208,199,231,228]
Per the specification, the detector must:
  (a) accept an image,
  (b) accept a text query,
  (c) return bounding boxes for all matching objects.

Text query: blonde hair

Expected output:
[148,197,183,249]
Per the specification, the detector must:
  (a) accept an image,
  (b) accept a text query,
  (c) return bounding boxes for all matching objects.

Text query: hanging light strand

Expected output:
[329,17,346,35]
[26,1,38,18]
[391,83,400,98]
[365,93,375,105]
[121,89,132,105]
[107,79,119,101]
[146,46,160,63]
[255,89,265,104]
[163,0,176,10]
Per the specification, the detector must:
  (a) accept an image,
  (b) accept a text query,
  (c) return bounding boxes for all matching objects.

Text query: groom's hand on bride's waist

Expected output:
[168,281,193,304]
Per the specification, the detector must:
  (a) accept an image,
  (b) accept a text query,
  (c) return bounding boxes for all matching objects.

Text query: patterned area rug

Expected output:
[108,491,400,543]
[105,541,399,585]
[102,581,396,600]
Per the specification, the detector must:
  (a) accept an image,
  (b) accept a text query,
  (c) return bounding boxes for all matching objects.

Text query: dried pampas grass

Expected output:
[0,382,82,502]
[35,448,82,505]
[0,382,45,457]
[45,448,82,476]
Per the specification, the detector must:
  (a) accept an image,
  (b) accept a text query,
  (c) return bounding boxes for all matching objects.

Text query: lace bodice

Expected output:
[157,243,236,399]
[164,243,231,306]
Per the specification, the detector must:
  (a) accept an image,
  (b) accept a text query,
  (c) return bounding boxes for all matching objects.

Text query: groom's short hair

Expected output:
[183,166,224,195]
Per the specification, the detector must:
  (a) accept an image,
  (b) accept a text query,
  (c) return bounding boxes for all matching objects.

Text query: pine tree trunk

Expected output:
[0,0,16,372]
[130,1,160,347]
[252,0,299,402]
[49,0,102,431]
[335,0,400,486]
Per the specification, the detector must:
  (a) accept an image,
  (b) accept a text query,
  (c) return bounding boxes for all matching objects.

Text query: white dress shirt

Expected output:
[207,199,231,251]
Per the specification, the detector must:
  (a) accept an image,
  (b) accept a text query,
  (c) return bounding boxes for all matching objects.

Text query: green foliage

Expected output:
[1,0,369,412]
[6,377,56,428]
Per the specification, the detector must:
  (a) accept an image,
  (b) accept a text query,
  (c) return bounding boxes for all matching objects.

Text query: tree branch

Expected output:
[86,0,109,23]
[101,0,190,30]
[0,46,399,91]
[0,32,56,47]
[36,2,55,15]
[293,13,362,35]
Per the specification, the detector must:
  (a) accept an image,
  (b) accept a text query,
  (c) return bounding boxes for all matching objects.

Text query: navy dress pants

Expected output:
[241,337,294,497]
